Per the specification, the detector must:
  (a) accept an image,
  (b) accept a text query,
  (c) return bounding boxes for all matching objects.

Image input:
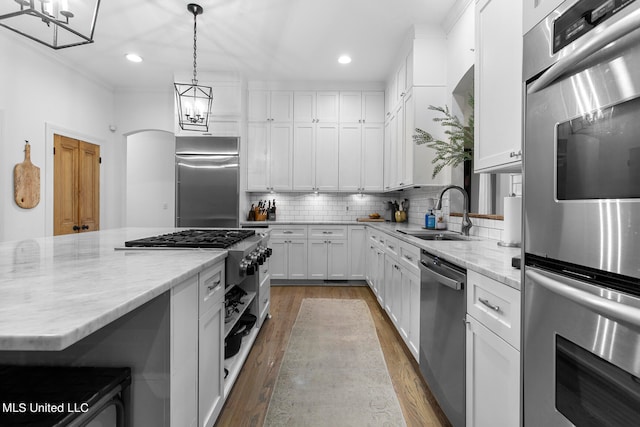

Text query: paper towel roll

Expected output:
[502,196,522,245]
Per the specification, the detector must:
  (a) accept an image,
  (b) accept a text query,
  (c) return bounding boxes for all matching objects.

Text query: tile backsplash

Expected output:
[246,185,510,241]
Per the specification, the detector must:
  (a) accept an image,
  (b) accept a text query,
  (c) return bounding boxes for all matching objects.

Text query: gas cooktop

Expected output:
[124,229,256,249]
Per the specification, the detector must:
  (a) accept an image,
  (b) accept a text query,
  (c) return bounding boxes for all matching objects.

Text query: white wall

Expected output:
[0,31,117,241]
[126,131,175,227]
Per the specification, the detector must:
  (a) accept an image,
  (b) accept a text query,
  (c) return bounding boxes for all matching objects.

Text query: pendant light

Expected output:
[174,3,213,132]
[0,0,101,49]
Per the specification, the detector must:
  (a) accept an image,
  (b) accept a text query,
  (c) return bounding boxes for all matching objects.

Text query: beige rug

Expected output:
[264,298,407,427]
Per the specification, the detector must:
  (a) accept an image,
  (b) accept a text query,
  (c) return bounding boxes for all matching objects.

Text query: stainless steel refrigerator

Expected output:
[175,136,239,228]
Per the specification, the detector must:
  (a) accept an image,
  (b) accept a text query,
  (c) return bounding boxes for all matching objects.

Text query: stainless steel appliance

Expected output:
[524,1,640,425]
[419,250,466,427]
[123,229,272,287]
[176,136,240,228]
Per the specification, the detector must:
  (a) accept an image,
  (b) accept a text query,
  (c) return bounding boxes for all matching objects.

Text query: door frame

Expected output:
[45,123,105,237]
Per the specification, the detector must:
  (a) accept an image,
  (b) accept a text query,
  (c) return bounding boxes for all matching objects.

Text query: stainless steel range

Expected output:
[124,229,272,286]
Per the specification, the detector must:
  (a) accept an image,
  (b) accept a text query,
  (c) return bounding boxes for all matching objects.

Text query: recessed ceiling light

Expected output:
[338,55,352,64]
[125,53,143,63]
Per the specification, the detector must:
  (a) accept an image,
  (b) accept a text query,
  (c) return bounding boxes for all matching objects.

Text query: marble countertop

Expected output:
[243,220,522,289]
[0,228,227,351]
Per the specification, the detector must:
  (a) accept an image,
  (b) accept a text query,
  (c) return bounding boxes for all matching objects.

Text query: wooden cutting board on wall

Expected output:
[14,142,40,209]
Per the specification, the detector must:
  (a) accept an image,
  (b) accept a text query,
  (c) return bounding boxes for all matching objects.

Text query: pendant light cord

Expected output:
[192,9,198,85]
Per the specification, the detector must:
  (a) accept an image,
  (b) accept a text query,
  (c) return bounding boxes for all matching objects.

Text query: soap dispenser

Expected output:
[426,209,436,229]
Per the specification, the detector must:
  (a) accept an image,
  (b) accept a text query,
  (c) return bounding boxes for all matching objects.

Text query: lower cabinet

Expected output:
[270,238,307,280]
[308,239,348,280]
[465,270,521,427]
[465,316,520,427]
[399,267,420,360]
[348,226,367,279]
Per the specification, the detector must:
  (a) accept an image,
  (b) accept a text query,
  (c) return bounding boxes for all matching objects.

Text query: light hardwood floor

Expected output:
[215,285,451,427]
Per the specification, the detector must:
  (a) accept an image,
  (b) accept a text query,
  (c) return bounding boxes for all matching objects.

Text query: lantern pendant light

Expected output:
[174,3,213,132]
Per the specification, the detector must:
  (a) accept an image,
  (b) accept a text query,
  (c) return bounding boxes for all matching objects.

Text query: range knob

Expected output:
[246,263,256,275]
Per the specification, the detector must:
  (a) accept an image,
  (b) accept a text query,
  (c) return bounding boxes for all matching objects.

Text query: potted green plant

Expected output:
[413,94,474,179]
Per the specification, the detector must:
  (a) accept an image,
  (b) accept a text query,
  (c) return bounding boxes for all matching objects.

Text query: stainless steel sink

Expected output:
[414,233,469,241]
[398,230,470,241]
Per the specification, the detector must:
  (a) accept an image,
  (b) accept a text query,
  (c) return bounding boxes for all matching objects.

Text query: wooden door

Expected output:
[54,135,100,235]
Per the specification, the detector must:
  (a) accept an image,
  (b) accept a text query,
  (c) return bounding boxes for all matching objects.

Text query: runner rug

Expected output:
[264,298,407,426]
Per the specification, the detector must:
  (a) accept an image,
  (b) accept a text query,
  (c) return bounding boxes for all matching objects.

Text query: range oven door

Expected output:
[524,1,640,279]
[523,267,640,426]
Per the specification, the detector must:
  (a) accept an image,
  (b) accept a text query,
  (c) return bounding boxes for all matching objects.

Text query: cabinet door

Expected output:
[294,91,315,123]
[288,239,308,280]
[270,91,294,122]
[362,123,384,191]
[375,250,385,306]
[339,92,363,123]
[338,124,362,191]
[348,226,367,280]
[399,268,412,342]
[307,239,327,279]
[466,316,520,427]
[474,0,523,172]
[316,92,339,123]
[247,122,269,191]
[383,119,392,191]
[314,123,340,191]
[269,239,288,280]
[269,123,293,190]
[292,123,316,191]
[198,302,224,427]
[362,91,385,123]
[327,240,348,280]
[396,60,407,101]
[401,90,414,187]
[248,90,269,122]
[394,104,405,187]
[383,255,395,317]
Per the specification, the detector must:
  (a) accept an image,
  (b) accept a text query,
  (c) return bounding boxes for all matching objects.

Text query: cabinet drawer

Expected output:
[398,241,420,276]
[308,226,347,239]
[466,270,520,350]
[383,235,399,260]
[199,262,225,313]
[269,225,307,239]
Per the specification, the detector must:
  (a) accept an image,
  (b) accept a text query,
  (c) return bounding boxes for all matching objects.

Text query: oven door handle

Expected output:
[528,6,640,94]
[526,269,640,329]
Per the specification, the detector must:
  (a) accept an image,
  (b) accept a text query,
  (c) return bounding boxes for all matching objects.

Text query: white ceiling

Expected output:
[44,0,457,90]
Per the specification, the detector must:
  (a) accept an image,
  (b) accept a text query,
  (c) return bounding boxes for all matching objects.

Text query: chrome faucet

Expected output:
[435,185,472,236]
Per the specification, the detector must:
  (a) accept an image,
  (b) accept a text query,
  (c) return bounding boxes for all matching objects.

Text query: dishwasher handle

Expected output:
[420,260,464,291]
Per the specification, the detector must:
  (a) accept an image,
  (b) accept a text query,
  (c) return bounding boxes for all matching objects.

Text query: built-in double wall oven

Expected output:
[523,0,640,425]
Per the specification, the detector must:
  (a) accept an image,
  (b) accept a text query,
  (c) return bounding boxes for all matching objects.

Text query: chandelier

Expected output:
[175,3,213,132]
[0,0,101,49]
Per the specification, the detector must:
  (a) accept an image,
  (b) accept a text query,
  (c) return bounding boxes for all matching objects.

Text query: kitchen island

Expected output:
[0,228,229,426]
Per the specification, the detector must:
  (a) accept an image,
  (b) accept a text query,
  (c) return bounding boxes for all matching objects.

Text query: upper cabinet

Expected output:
[248,90,294,122]
[247,89,385,193]
[523,0,565,35]
[383,27,450,191]
[340,92,385,124]
[294,92,339,123]
[474,0,523,173]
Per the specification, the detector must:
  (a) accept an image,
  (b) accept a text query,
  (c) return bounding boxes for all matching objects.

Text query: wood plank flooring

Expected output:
[215,285,451,427]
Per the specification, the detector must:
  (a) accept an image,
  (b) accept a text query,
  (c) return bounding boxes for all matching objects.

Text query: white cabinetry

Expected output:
[339,91,385,124]
[474,0,523,173]
[308,226,348,280]
[248,90,294,122]
[465,270,521,427]
[293,122,340,191]
[294,91,339,123]
[338,123,384,192]
[247,122,294,191]
[269,226,308,280]
[523,0,564,35]
[197,263,225,427]
[348,226,367,280]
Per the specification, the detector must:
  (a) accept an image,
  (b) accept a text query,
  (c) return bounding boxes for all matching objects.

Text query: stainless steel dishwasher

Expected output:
[419,249,466,427]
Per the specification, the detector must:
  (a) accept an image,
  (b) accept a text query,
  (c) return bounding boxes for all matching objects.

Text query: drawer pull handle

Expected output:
[207,279,222,292]
[404,255,413,261]
[283,231,293,234]
[479,298,500,312]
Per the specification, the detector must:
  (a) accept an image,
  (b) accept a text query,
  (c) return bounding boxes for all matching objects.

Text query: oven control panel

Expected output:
[238,245,272,278]
[553,0,635,53]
